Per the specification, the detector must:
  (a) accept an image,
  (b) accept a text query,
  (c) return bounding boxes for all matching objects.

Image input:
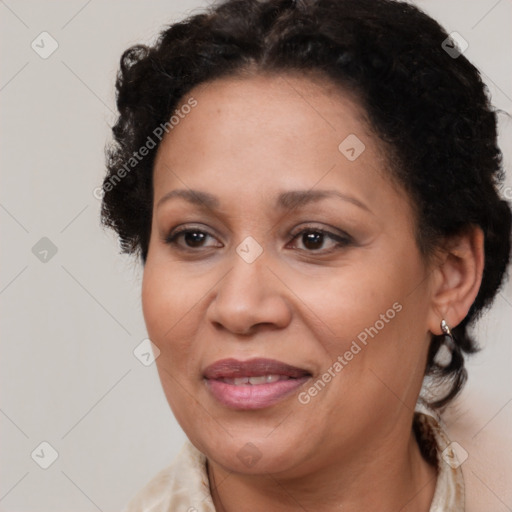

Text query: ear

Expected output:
[427,225,485,335]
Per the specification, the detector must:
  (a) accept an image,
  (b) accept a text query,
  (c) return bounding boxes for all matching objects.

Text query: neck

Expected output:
[207,430,437,512]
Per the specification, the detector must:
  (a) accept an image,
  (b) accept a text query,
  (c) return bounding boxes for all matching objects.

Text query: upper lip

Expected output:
[203,358,311,379]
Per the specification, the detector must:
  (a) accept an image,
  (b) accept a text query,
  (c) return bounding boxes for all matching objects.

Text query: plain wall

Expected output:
[1,1,511,510]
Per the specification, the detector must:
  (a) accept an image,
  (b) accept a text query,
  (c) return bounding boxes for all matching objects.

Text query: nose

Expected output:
[206,253,292,336]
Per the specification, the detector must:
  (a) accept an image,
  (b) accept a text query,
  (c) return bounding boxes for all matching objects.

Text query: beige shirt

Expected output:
[124,412,464,511]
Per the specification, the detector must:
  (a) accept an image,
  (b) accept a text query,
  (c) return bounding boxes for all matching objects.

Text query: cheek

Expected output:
[141,259,219,382]
[284,264,399,345]
[142,260,201,337]
[141,263,206,418]
[141,263,192,376]
[142,267,172,340]
[285,248,430,378]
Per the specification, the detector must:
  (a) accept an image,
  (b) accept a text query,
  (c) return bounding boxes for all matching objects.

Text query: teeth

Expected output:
[249,375,272,385]
[223,375,289,385]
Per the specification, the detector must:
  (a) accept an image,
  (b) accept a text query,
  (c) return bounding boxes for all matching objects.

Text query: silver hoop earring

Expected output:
[440,319,455,350]
[433,319,456,367]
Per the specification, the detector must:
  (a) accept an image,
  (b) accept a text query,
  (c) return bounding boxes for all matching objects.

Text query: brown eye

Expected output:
[289,227,352,253]
[165,227,222,250]
[182,231,207,247]
[301,231,325,250]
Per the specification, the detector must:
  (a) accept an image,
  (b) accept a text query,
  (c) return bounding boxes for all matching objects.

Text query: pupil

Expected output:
[185,231,205,247]
[303,232,323,250]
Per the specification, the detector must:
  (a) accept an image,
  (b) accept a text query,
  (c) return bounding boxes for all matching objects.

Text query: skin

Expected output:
[141,72,484,512]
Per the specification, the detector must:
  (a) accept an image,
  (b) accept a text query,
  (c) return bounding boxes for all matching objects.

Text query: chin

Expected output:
[197,430,308,476]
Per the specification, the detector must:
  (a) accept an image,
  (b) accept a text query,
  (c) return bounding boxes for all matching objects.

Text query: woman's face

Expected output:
[142,73,437,476]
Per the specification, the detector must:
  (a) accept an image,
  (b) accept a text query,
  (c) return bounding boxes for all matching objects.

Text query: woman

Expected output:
[100,0,511,510]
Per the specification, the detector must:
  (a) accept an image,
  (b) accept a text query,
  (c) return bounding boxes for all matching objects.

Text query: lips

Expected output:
[203,358,312,410]
[203,358,311,380]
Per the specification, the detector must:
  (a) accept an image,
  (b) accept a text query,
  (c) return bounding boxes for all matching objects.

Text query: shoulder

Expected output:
[123,441,215,512]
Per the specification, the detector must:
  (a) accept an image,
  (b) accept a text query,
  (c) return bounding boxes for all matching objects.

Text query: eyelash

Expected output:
[164,224,353,254]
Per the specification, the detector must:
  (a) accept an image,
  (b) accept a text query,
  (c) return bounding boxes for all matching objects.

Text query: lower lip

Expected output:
[205,377,310,410]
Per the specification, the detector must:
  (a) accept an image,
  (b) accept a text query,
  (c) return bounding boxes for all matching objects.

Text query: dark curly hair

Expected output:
[101,0,511,408]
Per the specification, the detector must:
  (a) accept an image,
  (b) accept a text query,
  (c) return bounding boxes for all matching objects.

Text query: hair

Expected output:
[101,0,511,408]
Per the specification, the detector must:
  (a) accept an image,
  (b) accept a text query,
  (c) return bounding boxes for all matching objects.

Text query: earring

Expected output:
[432,319,457,367]
[440,319,456,350]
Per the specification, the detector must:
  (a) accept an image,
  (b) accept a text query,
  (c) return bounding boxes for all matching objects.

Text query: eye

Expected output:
[163,224,352,254]
[288,226,352,253]
[164,226,222,250]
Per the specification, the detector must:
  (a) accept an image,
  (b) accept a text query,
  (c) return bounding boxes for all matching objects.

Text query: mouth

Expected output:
[203,358,312,410]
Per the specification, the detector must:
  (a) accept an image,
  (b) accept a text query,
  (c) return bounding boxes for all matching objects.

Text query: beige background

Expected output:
[1,1,511,510]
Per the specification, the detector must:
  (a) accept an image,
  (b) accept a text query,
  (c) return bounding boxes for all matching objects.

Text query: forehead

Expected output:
[159,71,372,156]
[152,72,399,212]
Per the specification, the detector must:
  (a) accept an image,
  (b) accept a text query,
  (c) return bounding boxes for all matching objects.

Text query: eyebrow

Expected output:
[156,188,371,213]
